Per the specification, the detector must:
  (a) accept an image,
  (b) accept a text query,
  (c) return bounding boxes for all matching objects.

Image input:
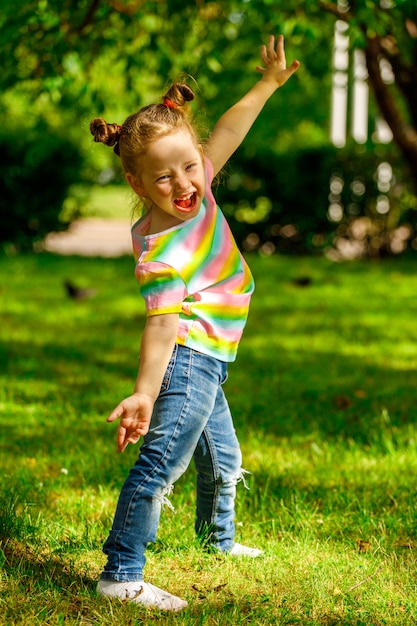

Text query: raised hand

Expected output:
[256,34,300,88]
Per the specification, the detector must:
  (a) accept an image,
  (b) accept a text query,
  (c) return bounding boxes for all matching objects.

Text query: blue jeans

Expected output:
[101,344,244,582]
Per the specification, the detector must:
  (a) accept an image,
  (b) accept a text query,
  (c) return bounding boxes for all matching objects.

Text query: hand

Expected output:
[256,34,300,88]
[107,393,154,453]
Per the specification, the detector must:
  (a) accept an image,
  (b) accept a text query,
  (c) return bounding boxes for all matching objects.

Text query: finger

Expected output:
[256,65,266,74]
[128,426,142,442]
[120,431,141,452]
[267,35,277,60]
[275,35,286,67]
[261,46,269,65]
[119,440,129,453]
[278,60,300,86]
[287,59,300,75]
[107,403,124,423]
[128,422,148,442]
[117,425,128,451]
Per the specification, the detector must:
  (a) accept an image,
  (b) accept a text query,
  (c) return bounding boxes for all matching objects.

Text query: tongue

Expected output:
[176,196,192,209]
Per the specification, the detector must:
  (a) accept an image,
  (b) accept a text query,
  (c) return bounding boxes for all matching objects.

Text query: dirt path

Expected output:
[44,218,133,257]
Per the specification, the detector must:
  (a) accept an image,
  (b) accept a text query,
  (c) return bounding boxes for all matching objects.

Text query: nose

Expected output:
[175,173,191,192]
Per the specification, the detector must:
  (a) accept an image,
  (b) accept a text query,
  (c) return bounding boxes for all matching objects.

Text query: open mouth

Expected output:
[173,192,197,213]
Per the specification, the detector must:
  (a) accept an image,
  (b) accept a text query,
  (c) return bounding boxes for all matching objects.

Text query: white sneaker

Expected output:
[97,579,187,611]
[229,543,263,557]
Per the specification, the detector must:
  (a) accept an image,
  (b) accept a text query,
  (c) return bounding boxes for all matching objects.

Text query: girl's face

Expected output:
[128,129,206,232]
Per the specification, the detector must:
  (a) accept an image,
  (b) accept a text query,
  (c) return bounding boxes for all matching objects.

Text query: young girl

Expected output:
[90,35,299,612]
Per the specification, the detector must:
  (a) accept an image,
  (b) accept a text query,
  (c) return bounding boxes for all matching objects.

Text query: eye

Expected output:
[156,174,170,182]
[186,162,198,172]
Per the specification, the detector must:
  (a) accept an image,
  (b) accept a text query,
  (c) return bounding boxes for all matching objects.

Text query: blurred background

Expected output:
[1,0,416,260]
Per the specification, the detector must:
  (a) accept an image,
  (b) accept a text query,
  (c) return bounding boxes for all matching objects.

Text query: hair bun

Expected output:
[90,118,121,148]
[162,83,195,108]
[176,83,195,104]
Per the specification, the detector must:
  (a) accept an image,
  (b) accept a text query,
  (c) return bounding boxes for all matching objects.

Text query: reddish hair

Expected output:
[90,83,198,178]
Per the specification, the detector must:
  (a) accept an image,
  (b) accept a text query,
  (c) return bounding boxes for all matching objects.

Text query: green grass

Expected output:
[1,251,417,625]
[73,183,135,220]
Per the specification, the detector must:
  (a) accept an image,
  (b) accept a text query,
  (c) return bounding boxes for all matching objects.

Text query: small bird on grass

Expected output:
[291,276,312,287]
[64,280,97,301]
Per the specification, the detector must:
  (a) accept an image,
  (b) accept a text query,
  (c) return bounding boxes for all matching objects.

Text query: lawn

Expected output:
[0,251,416,625]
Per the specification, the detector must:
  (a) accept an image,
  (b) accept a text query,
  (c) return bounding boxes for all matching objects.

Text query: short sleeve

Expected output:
[135,261,186,316]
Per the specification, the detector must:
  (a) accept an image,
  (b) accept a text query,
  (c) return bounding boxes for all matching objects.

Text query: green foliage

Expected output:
[0,1,328,136]
[219,145,334,254]
[0,124,84,252]
[218,141,417,257]
[1,0,417,255]
[0,0,413,129]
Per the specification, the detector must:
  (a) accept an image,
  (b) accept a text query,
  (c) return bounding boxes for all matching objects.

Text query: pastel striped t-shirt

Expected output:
[131,158,255,362]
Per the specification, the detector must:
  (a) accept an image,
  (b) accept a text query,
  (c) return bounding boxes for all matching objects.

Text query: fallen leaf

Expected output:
[334,394,352,410]
[356,539,371,553]
[354,389,367,398]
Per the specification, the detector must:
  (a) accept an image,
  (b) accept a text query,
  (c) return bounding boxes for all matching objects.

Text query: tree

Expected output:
[2,2,415,177]
[0,1,326,139]
[1,1,416,256]
[318,0,417,192]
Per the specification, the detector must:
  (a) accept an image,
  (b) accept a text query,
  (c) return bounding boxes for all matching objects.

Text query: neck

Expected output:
[148,206,183,235]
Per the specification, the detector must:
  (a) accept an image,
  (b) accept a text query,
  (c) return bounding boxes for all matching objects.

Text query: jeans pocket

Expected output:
[160,343,178,392]
[220,369,229,385]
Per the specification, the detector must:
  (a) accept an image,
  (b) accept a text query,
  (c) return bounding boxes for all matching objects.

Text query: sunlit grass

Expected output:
[1,252,417,624]
[76,183,133,220]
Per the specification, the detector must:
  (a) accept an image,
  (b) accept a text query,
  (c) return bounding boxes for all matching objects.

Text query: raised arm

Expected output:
[107,313,179,452]
[204,35,300,177]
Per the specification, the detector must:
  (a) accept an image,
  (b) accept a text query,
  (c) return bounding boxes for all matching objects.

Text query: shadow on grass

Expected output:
[237,468,417,546]
[2,252,417,443]
[2,253,417,503]
[2,333,417,478]
[1,538,95,589]
[231,345,417,444]
[0,538,109,625]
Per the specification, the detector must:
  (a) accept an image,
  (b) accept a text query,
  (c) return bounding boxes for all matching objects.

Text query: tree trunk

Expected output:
[365,35,417,193]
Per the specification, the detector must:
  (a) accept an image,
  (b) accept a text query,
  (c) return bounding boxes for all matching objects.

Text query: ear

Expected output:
[126,172,146,197]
